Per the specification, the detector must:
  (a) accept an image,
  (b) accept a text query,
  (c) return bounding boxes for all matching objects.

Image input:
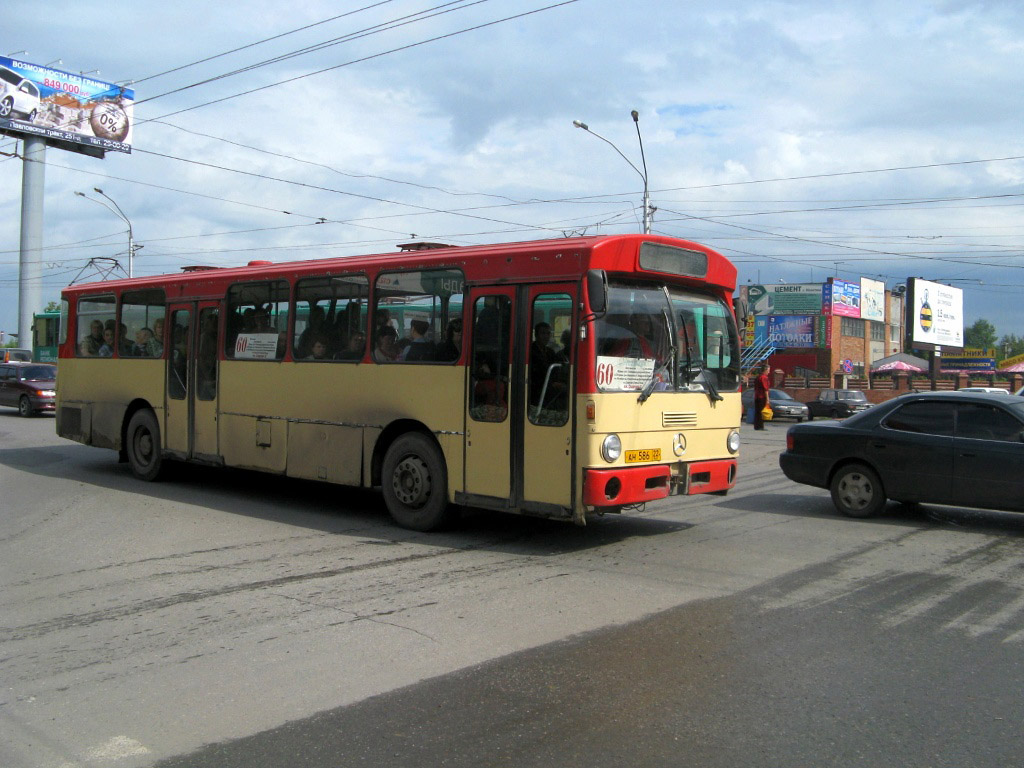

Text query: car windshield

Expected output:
[771,389,795,400]
[837,391,867,401]
[21,365,56,381]
[594,280,740,394]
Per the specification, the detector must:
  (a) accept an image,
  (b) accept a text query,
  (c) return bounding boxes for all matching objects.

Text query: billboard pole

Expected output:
[18,135,45,349]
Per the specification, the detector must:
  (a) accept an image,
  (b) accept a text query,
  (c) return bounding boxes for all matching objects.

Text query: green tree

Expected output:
[44,300,60,312]
[997,334,1024,361]
[964,318,997,350]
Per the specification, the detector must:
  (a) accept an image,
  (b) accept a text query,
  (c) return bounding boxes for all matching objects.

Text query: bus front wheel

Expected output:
[126,409,164,482]
[382,433,453,531]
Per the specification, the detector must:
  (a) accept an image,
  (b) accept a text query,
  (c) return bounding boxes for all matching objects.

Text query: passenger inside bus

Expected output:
[97,328,116,357]
[436,318,462,362]
[80,320,104,356]
[336,331,366,360]
[401,320,434,361]
[529,322,567,408]
[374,326,399,362]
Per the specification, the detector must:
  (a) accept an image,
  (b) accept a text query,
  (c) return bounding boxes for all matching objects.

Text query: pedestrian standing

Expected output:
[753,362,771,431]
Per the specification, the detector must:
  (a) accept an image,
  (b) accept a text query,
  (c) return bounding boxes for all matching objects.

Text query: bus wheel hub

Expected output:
[393,457,430,507]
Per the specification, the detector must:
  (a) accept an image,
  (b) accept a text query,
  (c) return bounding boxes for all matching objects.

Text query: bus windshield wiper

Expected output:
[679,313,723,404]
[638,308,675,404]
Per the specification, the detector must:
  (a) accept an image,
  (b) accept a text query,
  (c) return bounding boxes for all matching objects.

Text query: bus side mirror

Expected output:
[587,269,608,314]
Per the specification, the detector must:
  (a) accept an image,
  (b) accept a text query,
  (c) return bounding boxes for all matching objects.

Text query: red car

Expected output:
[0,362,57,417]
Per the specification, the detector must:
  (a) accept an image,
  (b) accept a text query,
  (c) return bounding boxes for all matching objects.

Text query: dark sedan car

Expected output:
[806,388,871,419]
[0,362,57,417]
[742,388,809,421]
[780,391,1024,518]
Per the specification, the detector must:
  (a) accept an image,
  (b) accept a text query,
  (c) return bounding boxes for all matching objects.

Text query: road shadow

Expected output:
[715,490,1024,537]
[0,443,692,555]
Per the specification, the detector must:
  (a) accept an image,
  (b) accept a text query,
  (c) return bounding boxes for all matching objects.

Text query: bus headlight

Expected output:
[601,434,622,462]
[727,430,740,454]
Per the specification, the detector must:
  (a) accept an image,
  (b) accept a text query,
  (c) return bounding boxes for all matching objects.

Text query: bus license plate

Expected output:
[625,449,661,463]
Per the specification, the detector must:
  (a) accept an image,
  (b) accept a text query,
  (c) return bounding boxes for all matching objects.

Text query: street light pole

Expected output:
[573,112,653,234]
[74,188,136,277]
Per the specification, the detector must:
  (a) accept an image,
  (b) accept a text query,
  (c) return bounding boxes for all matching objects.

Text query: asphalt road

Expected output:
[1,411,1022,767]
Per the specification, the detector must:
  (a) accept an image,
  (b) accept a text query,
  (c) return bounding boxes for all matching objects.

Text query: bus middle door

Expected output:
[164,302,220,462]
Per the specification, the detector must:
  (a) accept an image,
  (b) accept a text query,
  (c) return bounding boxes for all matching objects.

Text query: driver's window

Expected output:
[528,293,571,426]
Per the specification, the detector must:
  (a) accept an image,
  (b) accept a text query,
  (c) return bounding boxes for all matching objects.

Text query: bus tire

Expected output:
[126,409,164,482]
[382,433,452,531]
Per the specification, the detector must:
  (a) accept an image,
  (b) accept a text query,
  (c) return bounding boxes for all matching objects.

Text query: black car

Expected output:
[742,388,809,421]
[806,388,871,419]
[0,362,57,417]
[780,391,1024,518]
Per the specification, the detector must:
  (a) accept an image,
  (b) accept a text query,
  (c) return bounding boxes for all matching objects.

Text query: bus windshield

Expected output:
[595,281,740,394]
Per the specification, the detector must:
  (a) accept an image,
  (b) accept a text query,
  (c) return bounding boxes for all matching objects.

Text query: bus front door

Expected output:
[463,284,575,518]
[164,302,220,462]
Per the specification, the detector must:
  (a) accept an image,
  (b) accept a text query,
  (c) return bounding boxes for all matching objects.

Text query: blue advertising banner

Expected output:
[0,56,133,154]
[767,315,816,348]
[830,278,861,317]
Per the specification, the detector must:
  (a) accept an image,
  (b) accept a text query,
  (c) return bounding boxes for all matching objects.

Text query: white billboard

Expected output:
[860,278,885,322]
[0,56,133,154]
[909,278,963,348]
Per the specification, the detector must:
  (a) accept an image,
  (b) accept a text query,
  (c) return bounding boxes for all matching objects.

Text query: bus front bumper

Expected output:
[583,458,737,508]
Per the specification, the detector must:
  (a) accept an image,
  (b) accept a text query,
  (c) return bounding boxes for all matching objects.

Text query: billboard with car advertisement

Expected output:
[860,278,885,322]
[908,277,963,348]
[0,56,133,154]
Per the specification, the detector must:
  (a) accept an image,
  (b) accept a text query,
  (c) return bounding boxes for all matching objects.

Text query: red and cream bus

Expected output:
[56,234,742,530]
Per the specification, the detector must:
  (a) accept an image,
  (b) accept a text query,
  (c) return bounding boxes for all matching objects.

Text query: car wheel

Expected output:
[0,97,13,118]
[382,432,454,531]
[830,463,886,518]
[126,408,164,481]
[18,396,33,418]
[830,407,841,418]
[806,412,814,421]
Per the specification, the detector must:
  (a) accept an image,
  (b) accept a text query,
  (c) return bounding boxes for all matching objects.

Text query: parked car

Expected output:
[742,388,809,422]
[780,390,1024,518]
[0,348,32,363]
[806,388,872,419]
[0,362,57,417]
[0,65,40,122]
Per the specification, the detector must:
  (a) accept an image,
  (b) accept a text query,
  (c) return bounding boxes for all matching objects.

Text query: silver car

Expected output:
[0,65,40,122]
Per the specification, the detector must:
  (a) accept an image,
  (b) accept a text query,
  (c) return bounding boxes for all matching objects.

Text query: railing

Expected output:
[740,339,775,373]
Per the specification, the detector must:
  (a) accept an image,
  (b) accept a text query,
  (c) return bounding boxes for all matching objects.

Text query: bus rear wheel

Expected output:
[382,433,452,531]
[126,409,164,482]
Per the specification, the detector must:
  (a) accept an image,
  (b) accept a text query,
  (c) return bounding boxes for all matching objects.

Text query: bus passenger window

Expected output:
[76,295,116,357]
[225,281,289,360]
[374,268,464,364]
[121,289,166,359]
[294,274,369,361]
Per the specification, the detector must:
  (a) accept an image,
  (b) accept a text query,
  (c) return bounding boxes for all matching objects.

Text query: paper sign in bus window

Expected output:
[596,356,656,391]
[234,333,280,360]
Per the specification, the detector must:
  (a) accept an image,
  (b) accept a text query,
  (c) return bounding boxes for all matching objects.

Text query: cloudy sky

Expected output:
[3,0,1023,343]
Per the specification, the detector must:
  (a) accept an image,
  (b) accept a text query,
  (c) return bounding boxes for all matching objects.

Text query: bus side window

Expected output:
[121,289,166,358]
[528,293,572,426]
[225,281,289,360]
[294,274,369,361]
[75,295,116,357]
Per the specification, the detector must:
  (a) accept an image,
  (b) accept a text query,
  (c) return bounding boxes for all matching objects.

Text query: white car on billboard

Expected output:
[0,65,40,122]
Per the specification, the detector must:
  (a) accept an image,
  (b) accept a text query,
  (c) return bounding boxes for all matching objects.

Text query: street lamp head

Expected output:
[74,191,85,197]
[93,187,104,194]
[631,109,639,122]
[572,120,588,131]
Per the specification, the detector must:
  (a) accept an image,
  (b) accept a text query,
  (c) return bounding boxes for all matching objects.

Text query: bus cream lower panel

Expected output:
[464,417,511,501]
[522,418,572,508]
[219,414,288,473]
[56,359,166,450]
[287,422,362,485]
